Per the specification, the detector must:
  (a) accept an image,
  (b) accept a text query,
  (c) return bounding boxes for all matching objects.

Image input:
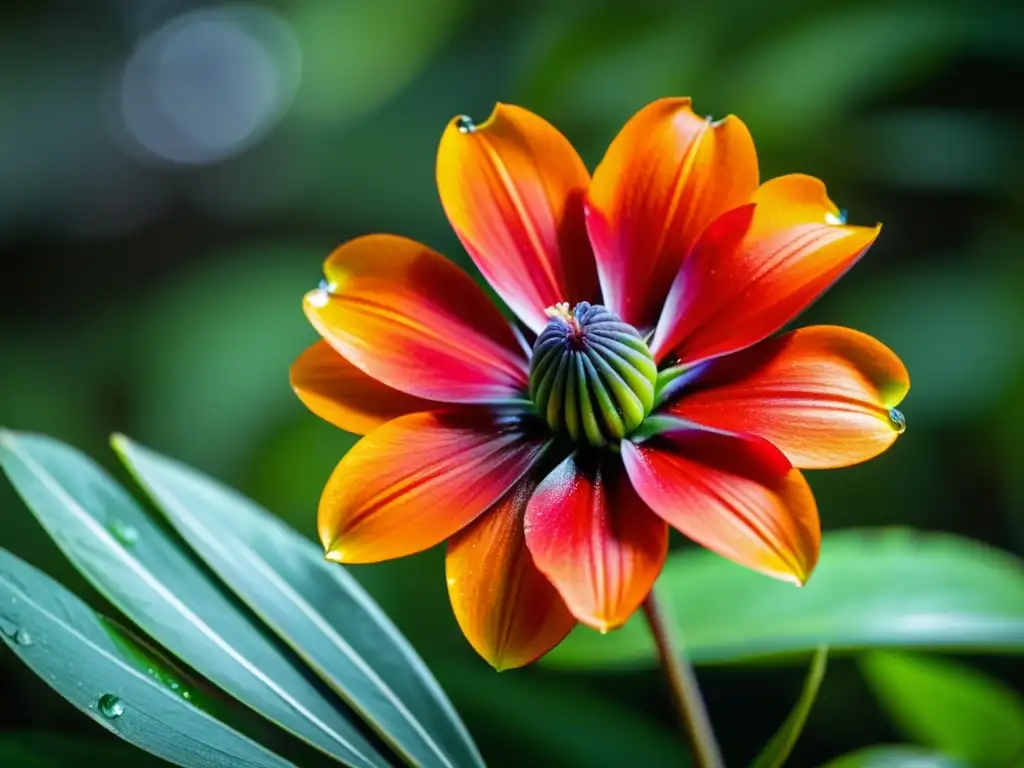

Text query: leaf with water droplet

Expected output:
[114,434,484,768]
[0,429,386,767]
[0,546,294,767]
[13,628,33,646]
[107,519,140,547]
[98,693,125,719]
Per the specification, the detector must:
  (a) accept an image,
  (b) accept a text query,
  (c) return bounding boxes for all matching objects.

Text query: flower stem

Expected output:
[642,589,724,768]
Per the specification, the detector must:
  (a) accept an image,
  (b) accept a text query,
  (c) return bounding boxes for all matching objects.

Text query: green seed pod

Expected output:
[529,302,657,447]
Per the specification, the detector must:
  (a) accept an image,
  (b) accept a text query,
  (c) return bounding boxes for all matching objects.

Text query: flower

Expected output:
[291,98,909,670]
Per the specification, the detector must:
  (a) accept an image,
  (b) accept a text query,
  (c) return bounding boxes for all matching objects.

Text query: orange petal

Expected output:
[651,174,881,364]
[446,476,576,670]
[622,423,819,585]
[319,410,549,563]
[290,340,434,435]
[524,453,668,631]
[666,326,910,469]
[586,98,758,331]
[437,104,598,334]
[304,235,530,404]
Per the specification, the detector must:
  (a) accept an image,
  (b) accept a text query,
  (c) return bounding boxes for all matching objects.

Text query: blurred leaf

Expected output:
[844,109,1022,193]
[115,434,483,768]
[834,263,1024,423]
[0,547,293,768]
[243,415,359,533]
[0,430,387,768]
[438,664,687,767]
[823,745,969,768]
[545,529,1024,669]
[286,0,466,128]
[518,7,716,146]
[862,652,1024,766]
[712,6,963,148]
[134,246,322,478]
[750,647,828,768]
[0,732,161,768]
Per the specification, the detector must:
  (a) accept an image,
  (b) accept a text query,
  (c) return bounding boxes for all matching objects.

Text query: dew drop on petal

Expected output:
[455,115,476,134]
[307,289,330,308]
[824,210,847,226]
[98,694,125,719]
[888,408,907,434]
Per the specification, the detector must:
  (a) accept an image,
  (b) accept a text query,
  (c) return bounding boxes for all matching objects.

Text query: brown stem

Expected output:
[642,589,725,768]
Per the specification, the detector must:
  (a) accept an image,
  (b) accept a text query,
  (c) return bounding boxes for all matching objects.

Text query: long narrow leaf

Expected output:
[862,652,1024,765]
[546,529,1024,668]
[0,430,388,768]
[822,745,969,767]
[114,435,482,768]
[0,547,293,768]
[750,647,828,768]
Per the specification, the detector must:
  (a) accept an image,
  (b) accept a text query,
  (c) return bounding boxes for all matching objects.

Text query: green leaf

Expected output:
[861,652,1024,766]
[0,430,387,768]
[711,6,963,148]
[750,647,828,768]
[436,663,688,767]
[114,434,483,768]
[0,547,293,768]
[822,745,969,768]
[0,732,162,768]
[545,529,1024,668]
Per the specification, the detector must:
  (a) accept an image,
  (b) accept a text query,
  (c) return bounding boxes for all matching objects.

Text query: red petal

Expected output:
[651,175,881,364]
[622,424,820,585]
[666,326,910,469]
[525,453,668,631]
[319,410,548,563]
[586,98,758,331]
[437,104,598,334]
[290,340,434,435]
[447,476,576,670]
[304,235,529,404]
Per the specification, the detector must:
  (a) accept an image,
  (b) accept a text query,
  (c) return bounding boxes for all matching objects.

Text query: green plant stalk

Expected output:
[642,588,724,768]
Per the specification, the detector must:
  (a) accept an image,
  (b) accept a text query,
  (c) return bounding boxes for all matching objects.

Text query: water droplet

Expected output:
[318,278,338,294]
[824,210,847,225]
[98,694,124,719]
[13,629,33,646]
[888,408,906,434]
[307,289,329,308]
[169,681,179,691]
[182,691,191,700]
[108,519,139,547]
[455,115,476,134]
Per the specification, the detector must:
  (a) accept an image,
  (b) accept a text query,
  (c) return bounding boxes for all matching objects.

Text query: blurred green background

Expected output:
[2,0,1023,765]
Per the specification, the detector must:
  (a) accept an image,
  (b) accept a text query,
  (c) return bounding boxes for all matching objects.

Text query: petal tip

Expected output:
[323,547,345,564]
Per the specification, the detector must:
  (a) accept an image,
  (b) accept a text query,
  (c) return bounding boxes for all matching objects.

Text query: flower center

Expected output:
[529,302,657,447]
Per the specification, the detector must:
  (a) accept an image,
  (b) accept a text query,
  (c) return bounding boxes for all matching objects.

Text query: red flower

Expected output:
[291,98,909,670]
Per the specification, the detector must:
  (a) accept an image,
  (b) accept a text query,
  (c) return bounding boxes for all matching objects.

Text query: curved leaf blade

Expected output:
[822,745,969,768]
[114,434,483,768]
[545,529,1024,668]
[0,547,294,768]
[862,652,1024,766]
[0,430,387,768]
[750,647,828,768]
